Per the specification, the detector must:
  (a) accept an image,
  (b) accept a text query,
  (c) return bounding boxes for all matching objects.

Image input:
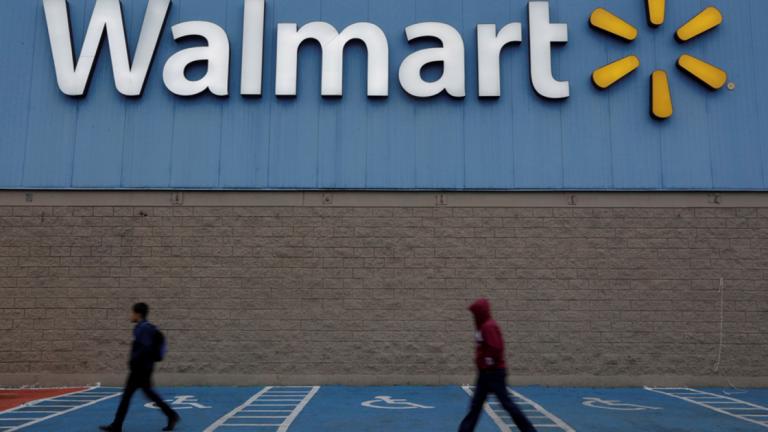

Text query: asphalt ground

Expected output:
[1,385,767,431]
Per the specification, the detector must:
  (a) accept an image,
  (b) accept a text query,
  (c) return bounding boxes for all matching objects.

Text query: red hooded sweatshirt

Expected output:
[469,299,506,370]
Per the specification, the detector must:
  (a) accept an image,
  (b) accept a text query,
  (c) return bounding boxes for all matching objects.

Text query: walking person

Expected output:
[100,303,179,432]
[458,299,537,432]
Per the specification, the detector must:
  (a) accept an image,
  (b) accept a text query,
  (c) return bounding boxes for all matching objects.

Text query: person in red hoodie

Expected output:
[458,299,537,432]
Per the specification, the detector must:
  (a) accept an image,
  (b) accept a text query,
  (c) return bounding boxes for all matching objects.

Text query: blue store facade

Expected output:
[1,0,766,191]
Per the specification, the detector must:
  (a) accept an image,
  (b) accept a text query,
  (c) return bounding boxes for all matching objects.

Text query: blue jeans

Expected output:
[112,369,175,428]
[459,369,537,432]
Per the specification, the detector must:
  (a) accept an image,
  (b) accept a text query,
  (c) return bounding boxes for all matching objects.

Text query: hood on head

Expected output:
[469,298,492,328]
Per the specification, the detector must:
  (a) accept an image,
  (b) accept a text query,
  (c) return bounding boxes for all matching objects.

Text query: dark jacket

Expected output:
[130,320,157,372]
[469,299,506,370]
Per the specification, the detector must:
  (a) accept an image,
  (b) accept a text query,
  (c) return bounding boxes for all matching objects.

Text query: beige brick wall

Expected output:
[0,192,766,387]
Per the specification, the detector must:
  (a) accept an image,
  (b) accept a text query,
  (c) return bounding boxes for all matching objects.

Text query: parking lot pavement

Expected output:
[2,385,766,432]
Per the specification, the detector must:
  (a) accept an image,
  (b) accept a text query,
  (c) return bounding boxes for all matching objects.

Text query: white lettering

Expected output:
[43,1,573,101]
[275,22,389,96]
[477,23,522,97]
[42,0,169,96]
[163,21,231,96]
[529,1,570,99]
[241,0,265,95]
[399,22,465,98]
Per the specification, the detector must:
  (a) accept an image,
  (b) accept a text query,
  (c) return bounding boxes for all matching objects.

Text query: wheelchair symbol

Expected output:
[145,395,211,410]
[361,396,434,410]
[583,397,661,411]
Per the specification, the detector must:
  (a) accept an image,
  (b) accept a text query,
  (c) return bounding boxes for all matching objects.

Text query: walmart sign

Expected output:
[45,0,571,99]
[43,0,729,120]
[0,0,765,190]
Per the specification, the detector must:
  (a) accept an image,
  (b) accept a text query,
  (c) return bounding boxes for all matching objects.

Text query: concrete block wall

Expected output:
[0,192,766,387]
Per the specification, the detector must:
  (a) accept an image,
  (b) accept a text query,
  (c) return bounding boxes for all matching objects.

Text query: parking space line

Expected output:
[0,387,122,432]
[461,386,575,432]
[204,386,319,432]
[645,387,768,429]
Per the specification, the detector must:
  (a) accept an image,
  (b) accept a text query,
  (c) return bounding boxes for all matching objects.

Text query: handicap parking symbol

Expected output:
[361,396,434,410]
[582,397,661,411]
[145,395,212,410]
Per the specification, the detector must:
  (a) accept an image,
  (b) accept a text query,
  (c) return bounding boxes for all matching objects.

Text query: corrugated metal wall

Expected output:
[0,0,766,190]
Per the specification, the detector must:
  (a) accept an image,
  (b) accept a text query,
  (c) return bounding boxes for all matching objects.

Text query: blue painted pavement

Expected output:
[4,386,767,432]
[12,387,263,432]
[288,386,500,432]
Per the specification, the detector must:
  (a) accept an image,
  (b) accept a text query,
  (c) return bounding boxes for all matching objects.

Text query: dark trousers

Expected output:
[459,369,537,432]
[112,369,175,427]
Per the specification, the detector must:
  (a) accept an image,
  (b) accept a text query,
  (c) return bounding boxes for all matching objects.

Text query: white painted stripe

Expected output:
[241,410,293,413]
[278,386,319,432]
[203,387,274,432]
[461,386,575,432]
[8,411,59,414]
[21,405,83,409]
[0,387,121,432]
[263,395,307,397]
[47,398,103,402]
[258,398,306,401]
[0,388,93,416]
[33,400,85,403]
[253,399,305,402]
[646,387,768,429]
[261,395,305,402]
[204,386,318,432]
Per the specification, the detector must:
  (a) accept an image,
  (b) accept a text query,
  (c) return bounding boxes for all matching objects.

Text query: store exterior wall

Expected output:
[1,0,767,388]
[0,191,766,387]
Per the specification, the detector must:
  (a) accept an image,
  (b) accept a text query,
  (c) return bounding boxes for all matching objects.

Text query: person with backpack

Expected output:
[100,303,179,432]
[458,299,537,432]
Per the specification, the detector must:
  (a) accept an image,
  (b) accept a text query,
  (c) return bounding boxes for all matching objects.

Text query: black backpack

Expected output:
[151,328,167,362]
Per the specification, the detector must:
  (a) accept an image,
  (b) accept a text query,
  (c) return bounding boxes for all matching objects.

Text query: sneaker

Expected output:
[99,425,121,432]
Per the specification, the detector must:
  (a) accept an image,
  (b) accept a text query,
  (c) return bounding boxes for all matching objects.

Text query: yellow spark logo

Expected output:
[590,0,728,119]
